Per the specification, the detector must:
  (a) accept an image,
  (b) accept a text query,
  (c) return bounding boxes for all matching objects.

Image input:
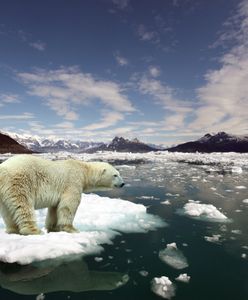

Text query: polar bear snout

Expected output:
[115,181,125,188]
[113,174,125,188]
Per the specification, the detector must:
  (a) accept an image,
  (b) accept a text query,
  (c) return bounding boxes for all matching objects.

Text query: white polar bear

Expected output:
[0,155,125,235]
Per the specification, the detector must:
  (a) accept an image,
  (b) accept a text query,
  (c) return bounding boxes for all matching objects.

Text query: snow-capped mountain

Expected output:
[167,132,248,153]
[0,132,32,154]
[6,132,104,153]
[89,136,158,153]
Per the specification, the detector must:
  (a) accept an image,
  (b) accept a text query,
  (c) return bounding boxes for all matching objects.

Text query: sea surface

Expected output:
[0,152,248,300]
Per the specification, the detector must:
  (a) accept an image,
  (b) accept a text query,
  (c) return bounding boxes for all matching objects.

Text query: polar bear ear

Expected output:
[101,168,107,175]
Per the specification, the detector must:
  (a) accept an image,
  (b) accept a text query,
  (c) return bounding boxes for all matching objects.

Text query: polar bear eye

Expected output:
[113,174,118,177]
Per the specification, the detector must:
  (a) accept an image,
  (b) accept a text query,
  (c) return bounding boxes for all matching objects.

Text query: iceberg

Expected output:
[159,243,189,270]
[151,276,176,299]
[175,273,190,283]
[0,193,165,265]
[178,200,230,222]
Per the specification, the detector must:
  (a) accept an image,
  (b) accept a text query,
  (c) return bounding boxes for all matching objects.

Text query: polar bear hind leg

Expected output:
[5,194,41,235]
[0,204,19,234]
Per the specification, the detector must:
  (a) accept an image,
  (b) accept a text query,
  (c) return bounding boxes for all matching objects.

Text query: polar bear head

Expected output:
[85,162,125,191]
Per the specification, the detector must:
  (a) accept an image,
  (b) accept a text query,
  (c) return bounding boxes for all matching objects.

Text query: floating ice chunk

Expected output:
[116,165,136,169]
[36,294,45,300]
[178,201,229,222]
[159,243,188,269]
[151,276,176,299]
[139,270,149,277]
[231,229,242,235]
[204,234,221,243]
[242,199,248,204]
[175,273,190,283]
[241,253,247,259]
[161,200,171,205]
[0,194,165,265]
[235,186,246,189]
[231,166,242,173]
[94,257,103,262]
[137,195,159,200]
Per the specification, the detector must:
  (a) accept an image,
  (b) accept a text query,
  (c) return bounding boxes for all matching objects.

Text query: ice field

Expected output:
[0,151,247,300]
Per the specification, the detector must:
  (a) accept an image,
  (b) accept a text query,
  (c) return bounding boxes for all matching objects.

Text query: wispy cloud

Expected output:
[114,52,129,66]
[0,93,20,106]
[55,121,75,129]
[112,0,130,10]
[18,67,135,122]
[29,41,46,51]
[0,112,34,120]
[83,111,124,130]
[137,24,160,44]
[1,26,46,52]
[191,0,248,134]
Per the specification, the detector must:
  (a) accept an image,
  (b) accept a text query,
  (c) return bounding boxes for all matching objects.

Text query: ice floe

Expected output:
[1,151,248,169]
[0,194,165,264]
[204,234,222,243]
[242,199,248,204]
[235,186,246,189]
[231,166,243,174]
[175,273,190,283]
[161,200,171,205]
[139,270,149,277]
[159,243,188,269]
[178,200,230,222]
[151,276,176,299]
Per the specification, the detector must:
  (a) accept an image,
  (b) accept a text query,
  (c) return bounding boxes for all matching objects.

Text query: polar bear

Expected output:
[0,155,125,235]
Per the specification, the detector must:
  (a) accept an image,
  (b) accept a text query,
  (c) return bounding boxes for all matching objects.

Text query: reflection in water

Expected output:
[0,258,129,295]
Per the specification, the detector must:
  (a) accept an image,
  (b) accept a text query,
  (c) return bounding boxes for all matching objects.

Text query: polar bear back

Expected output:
[0,155,84,209]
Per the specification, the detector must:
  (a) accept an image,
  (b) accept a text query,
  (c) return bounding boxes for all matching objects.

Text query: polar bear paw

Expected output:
[50,225,79,233]
[19,225,42,235]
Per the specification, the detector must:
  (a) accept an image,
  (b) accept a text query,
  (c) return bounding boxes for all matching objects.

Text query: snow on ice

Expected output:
[151,276,176,299]
[0,194,165,264]
[178,200,230,222]
[175,273,190,283]
[0,151,248,168]
[159,243,188,270]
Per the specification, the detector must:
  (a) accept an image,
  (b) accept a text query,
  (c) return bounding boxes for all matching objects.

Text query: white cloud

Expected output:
[18,67,135,122]
[190,0,248,134]
[139,75,191,113]
[114,52,129,66]
[83,111,124,130]
[0,113,34,120]
[138,75,192,132]
[29,41,46,51]
[0,93,20,106]
[149,66,160,77]
[55,121,75,129]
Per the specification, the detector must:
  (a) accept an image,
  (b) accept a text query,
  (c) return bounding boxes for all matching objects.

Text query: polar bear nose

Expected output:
[120,182,125,187]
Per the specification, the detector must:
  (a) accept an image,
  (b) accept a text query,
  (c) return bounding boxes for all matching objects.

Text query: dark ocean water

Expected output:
[0,160,248,300]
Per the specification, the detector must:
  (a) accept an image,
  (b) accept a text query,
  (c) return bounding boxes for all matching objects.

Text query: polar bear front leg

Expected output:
[55,190,81,233]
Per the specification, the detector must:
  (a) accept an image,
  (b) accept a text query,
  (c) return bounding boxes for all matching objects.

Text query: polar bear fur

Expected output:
[0,155,125,235]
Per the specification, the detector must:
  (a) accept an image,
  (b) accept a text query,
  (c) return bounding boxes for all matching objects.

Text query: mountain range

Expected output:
[167,132,248,153]
[0,131,248,154]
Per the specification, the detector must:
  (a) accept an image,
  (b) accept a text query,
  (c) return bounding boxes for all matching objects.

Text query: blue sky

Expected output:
[0,0,247,145]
